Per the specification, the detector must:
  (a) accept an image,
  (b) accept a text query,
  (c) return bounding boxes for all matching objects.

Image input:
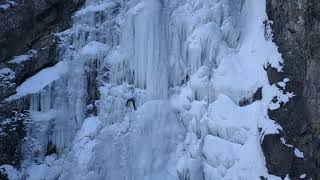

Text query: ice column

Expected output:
[124,0,168,99]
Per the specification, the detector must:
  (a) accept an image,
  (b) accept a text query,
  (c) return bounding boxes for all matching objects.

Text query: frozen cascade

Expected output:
[23,0,117,169]
[123,0,169,99]
[8,0,289,180]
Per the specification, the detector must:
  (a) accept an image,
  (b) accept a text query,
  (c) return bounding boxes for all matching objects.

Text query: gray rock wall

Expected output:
[0,0,85,62]
[265,0,320,179]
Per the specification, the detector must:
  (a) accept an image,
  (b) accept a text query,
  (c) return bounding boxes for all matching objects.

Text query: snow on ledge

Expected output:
[9,50,37,64]
[7,61,68,101]
[0,0,16,11]
[74,2,116,17]
[294,148,304,158]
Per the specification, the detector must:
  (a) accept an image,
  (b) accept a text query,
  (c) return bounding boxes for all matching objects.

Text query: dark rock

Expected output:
[0,0,85,62]
[239,98,250,107]
[0,36,59,102]
[126,98,137,110]
[0,170,8,180]
[261,134,294,178]
[290,157,308,179]
[0,67,16,101]
[0,0,85,102]
[265,0,320,179]
[259,176,267,180]
[0,111,28,167]
[239,87,263,106]
[253,87,263,101]
[7,36,59,85]
[45,141,57,156]
[86,59,101,116]
[266,65,283,85]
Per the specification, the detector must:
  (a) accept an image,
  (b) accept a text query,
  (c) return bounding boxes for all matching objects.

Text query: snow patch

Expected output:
[80,41,110,58]
[300,174,306,178]
[75,116,102,141]
[74,1,116,17]
[0,0,16,11]
[294,148,304,159]
[0,165,21,180]
[0,67,15,83]
[9,50,37,64]
[7,61,67,100]
[280,137,294,148]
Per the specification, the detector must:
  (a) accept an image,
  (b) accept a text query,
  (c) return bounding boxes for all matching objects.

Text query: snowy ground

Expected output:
[1,0,296,179]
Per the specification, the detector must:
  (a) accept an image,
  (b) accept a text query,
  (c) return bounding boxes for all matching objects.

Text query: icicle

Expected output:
[26,0,119,160]
[121,0,169,99]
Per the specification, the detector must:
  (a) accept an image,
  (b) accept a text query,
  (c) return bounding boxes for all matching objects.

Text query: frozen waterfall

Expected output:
[3,0,290,179]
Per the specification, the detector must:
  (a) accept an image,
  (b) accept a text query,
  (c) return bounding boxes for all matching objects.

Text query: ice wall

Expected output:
[122,0,168,99]
[23,0,118,167]
[15,0,288,180]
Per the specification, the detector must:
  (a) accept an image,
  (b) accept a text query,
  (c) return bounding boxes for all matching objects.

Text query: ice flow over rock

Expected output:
[1,0,291,179]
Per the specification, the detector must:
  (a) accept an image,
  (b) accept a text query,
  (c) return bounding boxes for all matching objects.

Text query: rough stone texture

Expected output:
[265,0,320,179]
[261,133,307,179]
[0,0,85,173]
[0,37,59,101]
[239,87,263,107]
[261,134,295,178]
[0,111,29,167]
[0,0,85,62]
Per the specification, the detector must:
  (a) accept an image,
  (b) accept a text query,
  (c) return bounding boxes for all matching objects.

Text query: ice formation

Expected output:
[2,0,293,179]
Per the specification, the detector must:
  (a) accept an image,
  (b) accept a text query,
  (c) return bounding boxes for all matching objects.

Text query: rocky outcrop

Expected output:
[0,39,59,101]
[0,111,28,167]
[0,0,85,62]
[264,0,320,179]
[0,0,85,175]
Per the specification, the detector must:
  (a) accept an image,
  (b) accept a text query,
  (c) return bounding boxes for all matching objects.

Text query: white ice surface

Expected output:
[4,0,293,179]
[7,61,67,100]
[8,50,37,64]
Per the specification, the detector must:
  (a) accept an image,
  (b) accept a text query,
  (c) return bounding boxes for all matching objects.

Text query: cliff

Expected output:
[0,0,84,176]
[264,0,320,179]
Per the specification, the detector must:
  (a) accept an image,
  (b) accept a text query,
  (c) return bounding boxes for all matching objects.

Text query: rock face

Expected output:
[265,0,320,179]
[0,0,84,174]
[0,0,85,62]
